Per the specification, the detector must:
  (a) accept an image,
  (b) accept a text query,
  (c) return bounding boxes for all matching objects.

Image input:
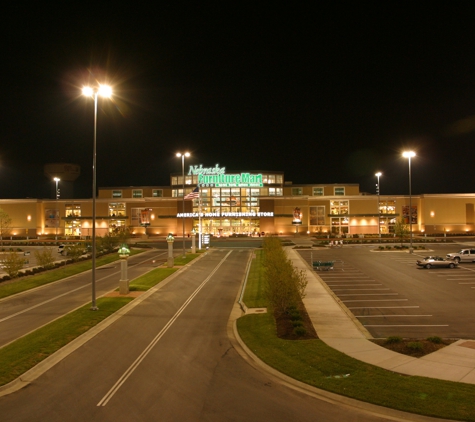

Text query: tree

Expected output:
[0,208,12,247]
[34,247,55,269]
[394,217,409,246]
[262,237,308,315]
[1,251,24,278]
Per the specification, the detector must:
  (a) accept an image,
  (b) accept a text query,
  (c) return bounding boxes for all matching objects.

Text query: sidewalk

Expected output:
[287,247,475,385]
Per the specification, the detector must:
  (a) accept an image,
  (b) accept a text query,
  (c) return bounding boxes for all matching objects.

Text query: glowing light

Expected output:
[82,86,94,97]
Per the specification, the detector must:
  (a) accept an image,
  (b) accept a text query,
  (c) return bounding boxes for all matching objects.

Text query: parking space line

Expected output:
[343,299,408,302]
[332,288,389,291]
[347,306,419,309]
[338,293,399,296]
[356,315,432,318]
[325,284,381,287]
[364,324,449,327]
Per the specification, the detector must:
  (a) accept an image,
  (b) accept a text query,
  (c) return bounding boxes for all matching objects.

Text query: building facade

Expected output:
[1,167,475,239]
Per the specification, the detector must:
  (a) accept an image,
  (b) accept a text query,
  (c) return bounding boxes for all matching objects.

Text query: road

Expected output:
[0,248,170,347]
[299,243,475,338]
[0,248,414,421]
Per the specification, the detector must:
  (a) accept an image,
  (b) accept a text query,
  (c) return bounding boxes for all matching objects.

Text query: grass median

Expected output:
[236,249,475,421]
[0,249,144,299]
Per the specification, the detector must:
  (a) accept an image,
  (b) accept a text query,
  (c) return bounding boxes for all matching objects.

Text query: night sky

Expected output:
[2,3,475,199]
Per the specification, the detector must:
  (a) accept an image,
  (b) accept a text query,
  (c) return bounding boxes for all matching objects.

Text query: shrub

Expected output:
[407,341,423,351]
[293,326,307,336]
[427,336,442,344]
[1,252,25,278]
[385,336,403,344]
[292,320,303,327]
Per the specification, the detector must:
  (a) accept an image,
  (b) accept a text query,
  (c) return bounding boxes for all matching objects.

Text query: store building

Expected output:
[1,166,475,239]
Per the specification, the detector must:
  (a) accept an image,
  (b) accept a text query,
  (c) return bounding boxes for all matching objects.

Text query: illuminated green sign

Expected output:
[189,164,263,187]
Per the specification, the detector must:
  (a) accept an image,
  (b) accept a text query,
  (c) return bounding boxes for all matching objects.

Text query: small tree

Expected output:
[1,251,24,278]
[67,243,87,262]
[34,247,55,269]
[263,237,308,315]
[394,217,409,246]
[0,208,12,247]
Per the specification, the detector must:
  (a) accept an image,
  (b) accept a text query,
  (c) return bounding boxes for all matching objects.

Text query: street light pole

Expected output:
[402,151,416,254]
[83,84,112,311]
[176,152,190,258]
[54,177,60,241]
[375,172,381,239]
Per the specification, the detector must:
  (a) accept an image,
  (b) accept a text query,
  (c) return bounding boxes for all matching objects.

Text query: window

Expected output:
[109,203,126,217]
[334,187,345,196]
[112,190,122,198]
[310,206,325,225]
[313,187,324,196]
[269,187,283,196]
[152,189,163,197]
[291,187,303,196]
[65,204,81,218]
[132,189,143,198]
[276,174,283,184]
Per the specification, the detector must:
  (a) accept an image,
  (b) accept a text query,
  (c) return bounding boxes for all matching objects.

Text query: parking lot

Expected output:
[298,243,475,339]
[0,245,62,274]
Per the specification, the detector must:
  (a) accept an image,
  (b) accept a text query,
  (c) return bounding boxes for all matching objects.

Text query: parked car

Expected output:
[416,256,458,269]
[446,249,475,263]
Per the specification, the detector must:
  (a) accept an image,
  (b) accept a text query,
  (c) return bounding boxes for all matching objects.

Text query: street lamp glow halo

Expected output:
[402,151,416,158]
[82,85,113,98]
[375,172,382,177]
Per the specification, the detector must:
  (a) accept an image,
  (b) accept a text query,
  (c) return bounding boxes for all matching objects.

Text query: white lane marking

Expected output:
[0,251,167,323]
[97,250,233,407]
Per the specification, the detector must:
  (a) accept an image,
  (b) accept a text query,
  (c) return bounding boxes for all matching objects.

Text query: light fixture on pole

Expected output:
[54,177,60,241]
[375,172,381,239]
[82,84,112,311]
[176,152,190,258]
[402,151,416,254]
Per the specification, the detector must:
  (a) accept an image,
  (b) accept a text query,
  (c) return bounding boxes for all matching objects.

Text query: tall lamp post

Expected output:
[176,152,190,258]
[54,177,60,240]
[402,151,416,253]
[82,84,112,311]
[375,172,381,239]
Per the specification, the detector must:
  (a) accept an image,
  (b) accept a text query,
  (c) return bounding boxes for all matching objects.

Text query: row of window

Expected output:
[110,186,346,198]
[292,187,346,196]
[112,189,163,199]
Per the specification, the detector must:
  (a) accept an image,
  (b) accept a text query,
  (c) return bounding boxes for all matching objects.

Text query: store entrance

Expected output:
[194,218,260,237]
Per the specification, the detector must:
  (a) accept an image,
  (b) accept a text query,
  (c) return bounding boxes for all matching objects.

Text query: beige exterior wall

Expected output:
[2,182,475,238]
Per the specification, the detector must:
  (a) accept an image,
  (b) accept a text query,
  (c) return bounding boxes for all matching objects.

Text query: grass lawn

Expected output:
[0,297,132,386]
[236,249,475,421]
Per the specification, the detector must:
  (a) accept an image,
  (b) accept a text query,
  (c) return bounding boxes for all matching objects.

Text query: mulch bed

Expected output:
[371,338,457,357]
[274,299,318,340]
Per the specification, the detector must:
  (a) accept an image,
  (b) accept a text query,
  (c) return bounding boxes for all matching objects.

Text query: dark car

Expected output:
[416,256,458,269]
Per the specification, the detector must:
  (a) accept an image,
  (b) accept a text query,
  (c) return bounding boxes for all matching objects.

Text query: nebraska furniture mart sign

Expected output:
[188,164,263,188]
